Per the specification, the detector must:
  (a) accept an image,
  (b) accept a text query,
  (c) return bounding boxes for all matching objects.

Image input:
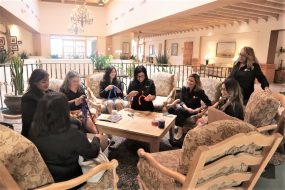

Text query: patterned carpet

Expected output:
[108,134,177,190]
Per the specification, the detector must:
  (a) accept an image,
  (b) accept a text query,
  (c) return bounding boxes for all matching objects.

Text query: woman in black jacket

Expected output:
[29,92,102,187]
[127,65,156,111]
[99,66,124,113]
[21,69,52,138]
[168,73,211,145]
[229,46,270,105]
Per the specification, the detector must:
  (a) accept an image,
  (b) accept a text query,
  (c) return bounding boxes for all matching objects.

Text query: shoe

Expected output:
[168,137,184,148]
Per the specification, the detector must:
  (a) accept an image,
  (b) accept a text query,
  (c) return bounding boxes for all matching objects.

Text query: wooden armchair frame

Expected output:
[138,131,283,189]
[0,159,119,190]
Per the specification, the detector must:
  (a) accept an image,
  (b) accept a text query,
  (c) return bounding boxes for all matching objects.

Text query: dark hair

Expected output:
[134,65,148,82]
[188,73,202,91]
[222,78,243,110]
[28,69,49,91]
[29,92,70,137]
[103,66,118,84]
[61,70,82,93]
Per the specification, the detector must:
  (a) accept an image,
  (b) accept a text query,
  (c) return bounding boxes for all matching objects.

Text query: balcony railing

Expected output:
[0,61,232,109]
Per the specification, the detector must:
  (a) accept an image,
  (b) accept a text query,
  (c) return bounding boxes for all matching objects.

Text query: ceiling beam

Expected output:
[238,2,285,14]
[211,10,259,22]
[217,8,269,21]
[246,0,285,8]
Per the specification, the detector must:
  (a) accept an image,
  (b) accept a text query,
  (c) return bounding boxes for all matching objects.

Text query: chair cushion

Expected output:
[200,78,222,103]
[137,149,182,190]
[152,72,175,97]
[178,120,256,175]
[0,125,54,189]
[49,78,63,92]
[87,73,104,98]
[153,96,168,112]
[244,91,279,127]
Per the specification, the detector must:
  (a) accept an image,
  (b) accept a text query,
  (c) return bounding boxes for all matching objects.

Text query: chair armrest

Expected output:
[137,148,185,184]
[0,162,21,190]
[2,114,22,119]
[165,87,176,103]
[208,107,239,123]
[257,124,277,133]
[36,159,119,190]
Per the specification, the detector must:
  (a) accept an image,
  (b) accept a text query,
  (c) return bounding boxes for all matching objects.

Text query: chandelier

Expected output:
[68,3,94,34]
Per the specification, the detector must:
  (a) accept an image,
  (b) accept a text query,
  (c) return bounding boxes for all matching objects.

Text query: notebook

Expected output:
[97,114,122,123]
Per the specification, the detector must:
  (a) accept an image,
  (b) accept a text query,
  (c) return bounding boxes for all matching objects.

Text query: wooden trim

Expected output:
[137,149,186,184]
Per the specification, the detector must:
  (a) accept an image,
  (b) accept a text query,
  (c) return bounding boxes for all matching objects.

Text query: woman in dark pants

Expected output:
[29,92,103,188]
[127,65,156,111]
[21,69,52,138]
[168,73,211,147]
[229,46,270,105]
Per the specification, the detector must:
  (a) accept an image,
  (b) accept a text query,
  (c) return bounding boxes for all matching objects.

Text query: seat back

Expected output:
[200,77,222,103]
[86,72,105,98]
[182,130,282,190]
[151,72,176,97]
[0,124,54,190]
[49,78,63,92]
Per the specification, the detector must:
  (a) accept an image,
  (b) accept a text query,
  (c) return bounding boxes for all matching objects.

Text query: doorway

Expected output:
[183,41,193,65]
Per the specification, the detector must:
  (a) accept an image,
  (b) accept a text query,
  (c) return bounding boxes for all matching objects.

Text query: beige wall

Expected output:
[274,31,285,68]
[111,33,132,58]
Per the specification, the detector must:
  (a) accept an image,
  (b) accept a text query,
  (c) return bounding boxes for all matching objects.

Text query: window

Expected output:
[50,36,97,59]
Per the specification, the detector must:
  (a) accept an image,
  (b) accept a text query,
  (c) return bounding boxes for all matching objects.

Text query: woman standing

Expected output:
[60,71,97,134]
[21,69,52,138]
[168,73,211,146]
[29,92,102,187]
[100,66,124,113]
[229,46,270,105]
[127,65,156,111]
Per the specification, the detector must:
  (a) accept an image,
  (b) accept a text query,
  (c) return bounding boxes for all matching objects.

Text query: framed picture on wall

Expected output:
[18,41,22,44]
[10,36,17,44]
[122,42,130,54]
[216,42,236,58]
[11,45,18,51]
[0,37,5,45]
[171,43,178,56]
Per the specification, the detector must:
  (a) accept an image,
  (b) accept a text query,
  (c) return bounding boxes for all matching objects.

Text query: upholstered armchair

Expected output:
[137,120,282,189]
[0,125,119,190]
[152,72,177,112]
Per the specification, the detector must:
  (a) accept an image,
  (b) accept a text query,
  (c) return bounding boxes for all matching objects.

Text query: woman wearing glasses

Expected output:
[127,65,156,111]
[229,46,269,105]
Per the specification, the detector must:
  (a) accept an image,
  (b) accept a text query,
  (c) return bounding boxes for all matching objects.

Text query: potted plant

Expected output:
[90,52,112,71]
[4,56,24,114]
[0,50,9,65]
[155,53,172,72]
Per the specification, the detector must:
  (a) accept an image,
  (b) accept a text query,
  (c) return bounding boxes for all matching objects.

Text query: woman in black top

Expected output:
[60,71,97,133]
[21,69,52,138]
[29,92,102,187]
[168,73,211,144]
[100,66,124,113]
[127,65,156,111]
[229,46,270,105]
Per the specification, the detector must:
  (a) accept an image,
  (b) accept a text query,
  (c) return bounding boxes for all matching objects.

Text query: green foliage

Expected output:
[155,53,169,65]
[0,50,9,64]
[50,54,59,59]
[19,51,29,59]
[126,64,135,77]
[10,56,24,96]
[90,53,112,70]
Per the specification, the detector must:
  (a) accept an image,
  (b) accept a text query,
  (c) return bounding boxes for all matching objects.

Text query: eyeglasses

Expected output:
[137,74,145,79]
[239,53,247,57]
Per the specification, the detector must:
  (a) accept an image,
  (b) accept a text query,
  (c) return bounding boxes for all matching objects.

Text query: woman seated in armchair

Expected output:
[99,66,124,114]
[28,92,105,188]
[168,73,212,147]
[60,71,98,134]
[196,78,244,127]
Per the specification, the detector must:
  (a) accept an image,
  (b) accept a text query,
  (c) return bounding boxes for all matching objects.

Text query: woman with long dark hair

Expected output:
[29,92,102,186]
[60,71,98,134]
[99,66,124,113]
[127,65,156,111]
[21,69,52,137]
[168,73,211,146]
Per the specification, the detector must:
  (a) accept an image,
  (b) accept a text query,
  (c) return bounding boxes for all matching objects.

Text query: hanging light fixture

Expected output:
[98,0,104,6]
[68,1,94,34]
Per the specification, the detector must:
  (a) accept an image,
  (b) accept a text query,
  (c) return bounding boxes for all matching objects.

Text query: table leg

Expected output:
[149,139,160,153]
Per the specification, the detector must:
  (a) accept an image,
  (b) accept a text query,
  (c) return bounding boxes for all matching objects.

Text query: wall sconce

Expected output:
[280,46,285,53]
[204,54,210,65]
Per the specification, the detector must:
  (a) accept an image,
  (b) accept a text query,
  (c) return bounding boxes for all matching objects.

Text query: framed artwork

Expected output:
[11,45,18,51]
[0,37,5,45]
[11,36,17,44]
[216,42,236,58]
[171,43,178,56]
[18,40,22,44]
[122,42,130,54]
[149,45,154,55]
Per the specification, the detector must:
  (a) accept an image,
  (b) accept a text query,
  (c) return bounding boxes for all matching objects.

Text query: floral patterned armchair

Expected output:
[0,124,119,190]
[137,120,282,189]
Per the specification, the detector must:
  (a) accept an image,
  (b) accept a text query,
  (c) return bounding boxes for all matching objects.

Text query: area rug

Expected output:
[108,134,178,190]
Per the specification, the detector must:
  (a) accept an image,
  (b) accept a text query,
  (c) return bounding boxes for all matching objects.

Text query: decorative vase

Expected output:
[4,94,22,114]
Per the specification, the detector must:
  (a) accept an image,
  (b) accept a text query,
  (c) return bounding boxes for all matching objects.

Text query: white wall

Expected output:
[275,31,285,68]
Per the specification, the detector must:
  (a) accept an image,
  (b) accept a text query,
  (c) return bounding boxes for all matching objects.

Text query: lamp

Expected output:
[68,1,94,34]
[98,0,104,6]
[204,54,210,65]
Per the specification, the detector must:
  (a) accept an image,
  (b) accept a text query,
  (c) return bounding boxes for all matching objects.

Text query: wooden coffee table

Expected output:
[95,109,176,152]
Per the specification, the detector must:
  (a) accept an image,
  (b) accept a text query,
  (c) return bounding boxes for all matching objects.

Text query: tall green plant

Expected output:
[10,56,24,96]
[90,53,112,70]
[0,50,9,64]
[155,53,169,65]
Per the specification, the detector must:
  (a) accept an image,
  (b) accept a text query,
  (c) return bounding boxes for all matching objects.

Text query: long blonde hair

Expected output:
[236,46,258,70]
